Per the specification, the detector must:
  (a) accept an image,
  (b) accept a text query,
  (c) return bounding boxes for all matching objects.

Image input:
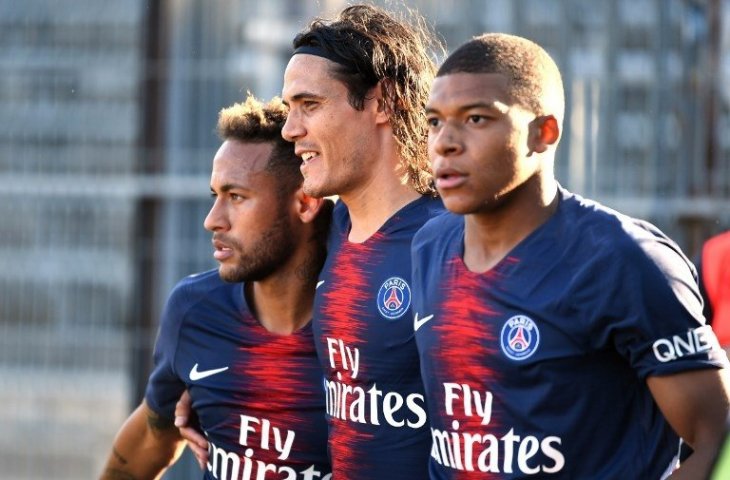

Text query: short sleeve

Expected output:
[144,282,189,418]
[608,233,726,379]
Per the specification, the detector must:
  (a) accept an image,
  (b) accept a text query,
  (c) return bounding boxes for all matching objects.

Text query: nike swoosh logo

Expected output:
[189,363,229,381]
[316,280,325,289]
[414,313,434,331]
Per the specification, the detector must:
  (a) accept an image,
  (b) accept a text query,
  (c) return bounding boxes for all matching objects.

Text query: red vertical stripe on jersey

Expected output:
[433,258,502,478]
[319,231,385,475]
[228,322,321,466]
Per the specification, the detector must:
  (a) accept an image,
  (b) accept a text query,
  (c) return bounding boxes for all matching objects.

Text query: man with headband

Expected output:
[279,5,444,478]
[179,5,445,478]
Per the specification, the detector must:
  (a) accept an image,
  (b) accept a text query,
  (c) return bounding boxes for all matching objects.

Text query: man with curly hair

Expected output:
[278,5,445,479]
[179,5,445,477]
[99,96,332,480]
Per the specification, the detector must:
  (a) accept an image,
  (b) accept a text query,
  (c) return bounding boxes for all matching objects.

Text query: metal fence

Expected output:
[0,0,728,478]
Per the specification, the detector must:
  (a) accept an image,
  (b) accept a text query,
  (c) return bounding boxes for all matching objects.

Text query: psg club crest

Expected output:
[377,276,411,320]
[500,315,540,361]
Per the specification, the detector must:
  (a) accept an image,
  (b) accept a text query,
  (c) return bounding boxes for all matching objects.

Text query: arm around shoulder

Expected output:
[647,368,730,479]
[99,399,185,480]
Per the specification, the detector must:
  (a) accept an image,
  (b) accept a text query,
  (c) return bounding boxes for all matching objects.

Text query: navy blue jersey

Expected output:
[411,188,727,479]
[146,269,330,480]
[312,196,444,479]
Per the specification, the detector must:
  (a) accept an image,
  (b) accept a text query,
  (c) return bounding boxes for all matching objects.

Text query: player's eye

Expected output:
[303,100,319,111]
[467,115,486,124]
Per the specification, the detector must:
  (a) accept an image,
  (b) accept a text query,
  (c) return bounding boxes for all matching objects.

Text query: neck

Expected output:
[342,180,420,243]
[245,243,322,335]
[339,133,421,243]
[463,176,559,273]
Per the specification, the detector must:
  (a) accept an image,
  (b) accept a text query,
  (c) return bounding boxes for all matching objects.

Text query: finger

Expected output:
[186,439,209,469]
[174,392,192,418]
[180,426,208,449]
[187,442,208,469]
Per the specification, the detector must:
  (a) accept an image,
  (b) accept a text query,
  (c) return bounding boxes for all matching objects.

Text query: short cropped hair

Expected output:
[293,4,443,195]
[217,95,301,194]
[438,33,565,125]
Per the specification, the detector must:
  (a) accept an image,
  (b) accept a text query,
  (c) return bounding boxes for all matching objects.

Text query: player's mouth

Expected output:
[300,151,319,162]
[212,239,234,261]
[434,167,467,190]
[296,150,320,175]
[298,151,320,165]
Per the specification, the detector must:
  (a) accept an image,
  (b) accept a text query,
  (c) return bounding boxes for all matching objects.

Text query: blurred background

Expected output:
[0,0,728,478]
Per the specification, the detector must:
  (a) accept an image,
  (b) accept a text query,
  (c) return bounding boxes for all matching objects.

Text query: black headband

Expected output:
[292,45,351,69]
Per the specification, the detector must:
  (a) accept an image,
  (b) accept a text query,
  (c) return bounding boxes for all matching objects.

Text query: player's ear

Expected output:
[528,115,560,155]
[292,187,327,224]
[372,80,395,125]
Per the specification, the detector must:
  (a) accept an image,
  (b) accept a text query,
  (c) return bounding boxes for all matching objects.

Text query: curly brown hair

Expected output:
[293,4,444,195]
[217,95,301,194]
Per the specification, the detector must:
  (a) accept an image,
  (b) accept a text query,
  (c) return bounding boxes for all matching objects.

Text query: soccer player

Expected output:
[99,96,332,480]
[280,5,444,479]
[412,33,730,478]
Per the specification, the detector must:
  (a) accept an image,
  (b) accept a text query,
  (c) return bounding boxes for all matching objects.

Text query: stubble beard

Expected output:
[302,154,361,199]
[218,207,297,283]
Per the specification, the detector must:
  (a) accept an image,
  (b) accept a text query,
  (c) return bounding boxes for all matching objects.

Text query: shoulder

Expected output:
[385,195,446,237]
[165,269,229,316]
[561,190,682,260]
[420,195,447,218]
[151,270,228,376]
[331,199,351,233]
[558,189,696,291]
[171,268,225,299]
[412,210,461,257]
[409,195,446,224]
[416,209,460,238]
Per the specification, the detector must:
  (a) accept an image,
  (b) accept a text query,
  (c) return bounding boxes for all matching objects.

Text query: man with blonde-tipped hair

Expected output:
[100,96,332,480]
[179,5,446,478]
